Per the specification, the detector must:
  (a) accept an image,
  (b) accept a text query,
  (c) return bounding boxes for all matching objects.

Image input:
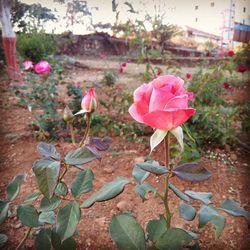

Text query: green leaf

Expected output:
[17,204,40,228]
[0,234,8,248]
[168,182,190,202]
[33,160,60,199]
[132,165,150,184]
[150,129,168,153]
[184,191,212,205]
[39,196,61,212]
[55,182,68,197]
[35,228,51,250]
[136,162,168,175]
[61,237,77,250]
[37,142,61,160]
[56,201,81,242]
[155,228,193,250]
[170,126,184,151]
[135,183,156,201]
[65,147,97,165]
[6,175,26,201]
[51,230,62,250]
[0,201,9,224]
[220,199,250,222]
[82,176,129,208]
[146,215,167,242]
[179,202,196,221]
[109,213,146,250]
[39,211,55,224]
[24,191,41,203]
[71,169,94,197]
[173,163,211,182]
[198,205,225,238]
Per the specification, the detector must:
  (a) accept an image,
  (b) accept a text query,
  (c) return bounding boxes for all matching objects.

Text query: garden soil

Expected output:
[0,61,250,250]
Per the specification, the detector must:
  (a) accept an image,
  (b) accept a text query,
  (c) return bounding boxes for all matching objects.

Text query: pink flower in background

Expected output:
[81,88,97,113]
[119,67,123,73]
[185,73,192,79]
[223,82,230,89]
[99,53,106,59]
[129,75,196,130]
[122,63,127,67]
[237,64,247,73]
[227,50,235,57]
[23,60,33,71]
[34,60,51,74]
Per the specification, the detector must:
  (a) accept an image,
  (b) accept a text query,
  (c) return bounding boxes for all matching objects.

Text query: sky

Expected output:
[20,0,250,36]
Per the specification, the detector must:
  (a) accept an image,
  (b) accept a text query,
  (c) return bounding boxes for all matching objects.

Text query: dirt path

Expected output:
[0,66,250,249]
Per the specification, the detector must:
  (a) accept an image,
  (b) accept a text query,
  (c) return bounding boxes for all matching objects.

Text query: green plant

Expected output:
[102,71,117,86]
[13,71,63,140]
[17,31,56,62]
[0,89,130,249]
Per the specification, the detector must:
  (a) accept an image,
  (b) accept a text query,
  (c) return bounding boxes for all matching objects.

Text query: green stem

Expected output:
[69,122,75,145]
[163,134,172,228]
[15,227,32,250]
[79,113,91,147]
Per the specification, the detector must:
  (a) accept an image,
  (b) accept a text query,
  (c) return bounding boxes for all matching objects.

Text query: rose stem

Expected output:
[15,227,32,250]
[69,122,76,145]
[79,113,91,147]
[163,133,172,228]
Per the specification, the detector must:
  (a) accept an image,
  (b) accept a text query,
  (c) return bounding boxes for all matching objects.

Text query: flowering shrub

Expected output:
[109,75,250,250]
[0,89,130,249]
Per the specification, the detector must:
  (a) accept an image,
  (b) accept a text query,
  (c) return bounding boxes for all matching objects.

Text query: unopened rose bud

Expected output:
[81,88,97,113]
[63,105,74,122]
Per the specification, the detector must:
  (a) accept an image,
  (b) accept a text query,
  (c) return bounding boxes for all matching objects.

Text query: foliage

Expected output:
[17,31,57,62]
[13,70,63,140]
[0,113,129,249]
[187,60,239,147]
[102,71,117,86]
[11,0,57,32]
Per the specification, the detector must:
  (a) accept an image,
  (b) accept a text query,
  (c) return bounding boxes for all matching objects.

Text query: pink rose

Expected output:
[23,60,33,71]
[81,88,97,113]
[34,60,51,74]
[129,75,196,130]
[185,73,192,79]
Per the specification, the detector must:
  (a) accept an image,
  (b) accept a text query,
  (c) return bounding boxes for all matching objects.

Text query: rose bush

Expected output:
[129,75,195,131]
[34,60,51,74]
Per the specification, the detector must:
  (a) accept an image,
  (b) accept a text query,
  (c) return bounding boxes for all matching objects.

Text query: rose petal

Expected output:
[134,83,153,104]
[143,108,196,130]
[165,95,188,109]
[128,103,146,123]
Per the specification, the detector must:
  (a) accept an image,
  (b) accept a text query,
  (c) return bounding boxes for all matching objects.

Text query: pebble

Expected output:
[116,200,131,212]
[134,157,144,163]
[230,154,237,161]
[103,167,113,174]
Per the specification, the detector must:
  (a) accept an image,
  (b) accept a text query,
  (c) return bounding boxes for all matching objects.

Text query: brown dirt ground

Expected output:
[0,63,250,250]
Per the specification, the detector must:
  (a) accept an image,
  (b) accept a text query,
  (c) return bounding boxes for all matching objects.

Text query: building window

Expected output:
[243,7,246,12]
[195,5,198,10]
[195,17,198,22]
[211,2,214,7]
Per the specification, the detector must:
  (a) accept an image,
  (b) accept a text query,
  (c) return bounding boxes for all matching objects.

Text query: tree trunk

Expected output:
[0,0,21,82]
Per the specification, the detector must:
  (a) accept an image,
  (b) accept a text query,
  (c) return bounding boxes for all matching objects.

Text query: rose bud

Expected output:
[63,105,74,122]
[119,67,123,73]
[227,50,235,57]
[185,73,192,79]
[34,60,52,74]
[129,75,195,131]
[81,88,97,113]
[122,63,127,67]
[23,60,33,71]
